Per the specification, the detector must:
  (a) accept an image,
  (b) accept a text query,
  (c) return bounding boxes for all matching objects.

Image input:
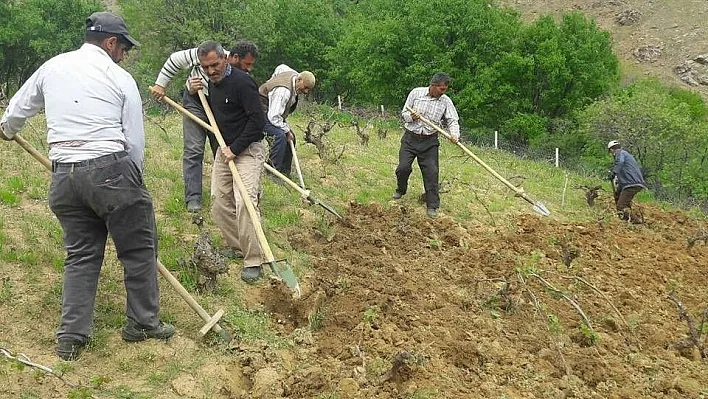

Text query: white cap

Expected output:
[607,140,620,150]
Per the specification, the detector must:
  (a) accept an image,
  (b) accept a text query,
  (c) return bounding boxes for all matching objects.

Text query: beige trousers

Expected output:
[211,140,266,268]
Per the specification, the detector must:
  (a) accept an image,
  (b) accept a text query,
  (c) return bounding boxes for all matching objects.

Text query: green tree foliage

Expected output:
[327,0,521,122]
[576,79,708,202]
[327,2,618,135]
[118,0,341,97]
[0,0,103,96]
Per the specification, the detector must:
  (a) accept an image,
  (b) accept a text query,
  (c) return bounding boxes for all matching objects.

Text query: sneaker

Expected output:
[186,200,202,213]
[241,266,263,283]
[427,208,438,218]
[392,191,403,200]
[56,338,86,361]
[121,319,176,342]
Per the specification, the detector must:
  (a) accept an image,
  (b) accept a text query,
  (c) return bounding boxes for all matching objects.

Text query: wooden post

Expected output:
[337,95,342,111]
[494,130,498,149]
[380,105,385,116]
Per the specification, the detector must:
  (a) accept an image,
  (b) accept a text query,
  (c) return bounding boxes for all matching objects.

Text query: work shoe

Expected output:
[121,319,176,342]
[392,191,403,200]
[241,266,263,283]
[56,338,86,361]
[427,208,438,218]
[186,200,202,213]
[221,247,244,260]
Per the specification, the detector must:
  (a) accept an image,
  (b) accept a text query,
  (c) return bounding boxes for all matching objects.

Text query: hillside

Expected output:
[0,109,706,398]
[500,0,708,97]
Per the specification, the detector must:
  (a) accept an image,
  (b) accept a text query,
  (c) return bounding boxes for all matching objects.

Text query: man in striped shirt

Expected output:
[149,40,259,213]
[258,64,316,177]
[394,72,460,218]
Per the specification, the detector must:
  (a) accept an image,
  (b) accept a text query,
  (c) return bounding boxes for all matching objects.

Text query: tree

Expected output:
[0,0,103,96]
[576,79,708,202]
[327,1,618,140]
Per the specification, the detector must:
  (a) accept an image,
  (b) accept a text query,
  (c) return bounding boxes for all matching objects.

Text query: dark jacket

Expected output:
[612,149,646,191]
[208,68,265,155]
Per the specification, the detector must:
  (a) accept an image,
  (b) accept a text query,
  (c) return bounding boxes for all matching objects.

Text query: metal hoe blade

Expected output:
[308,195,342,219]
[267,259,302,298]
[532,201,551,217]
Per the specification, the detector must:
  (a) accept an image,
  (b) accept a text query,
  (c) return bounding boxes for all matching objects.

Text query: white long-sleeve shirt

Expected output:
[402,87,460,139]
[154,47,230,96]
[266,64,298,131]
[1,43,145,168]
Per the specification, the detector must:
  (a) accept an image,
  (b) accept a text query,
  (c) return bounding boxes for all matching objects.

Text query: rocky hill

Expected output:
[500,0,708,96]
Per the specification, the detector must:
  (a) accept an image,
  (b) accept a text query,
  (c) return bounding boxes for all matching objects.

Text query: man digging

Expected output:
[607,140,646,224]
[1,12,174,361]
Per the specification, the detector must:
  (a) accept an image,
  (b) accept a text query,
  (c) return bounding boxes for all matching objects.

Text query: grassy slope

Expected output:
[0,108,701,398]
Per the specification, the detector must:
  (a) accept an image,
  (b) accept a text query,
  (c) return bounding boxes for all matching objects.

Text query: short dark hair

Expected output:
[84,31,134,50]
[197,40,226,58]
[430,72,451,86]
[230,40,259,59]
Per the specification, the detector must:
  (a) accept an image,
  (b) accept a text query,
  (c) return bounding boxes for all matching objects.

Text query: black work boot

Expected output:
[56,338,86,361]
[121,319,175,342]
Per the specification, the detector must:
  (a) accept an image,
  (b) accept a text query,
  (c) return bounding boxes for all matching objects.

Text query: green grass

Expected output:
[225,307,282,345]
[0,277,13,304]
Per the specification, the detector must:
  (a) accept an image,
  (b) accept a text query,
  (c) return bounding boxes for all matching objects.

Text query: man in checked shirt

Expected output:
[394,72,460,218]
[149,40,259,213]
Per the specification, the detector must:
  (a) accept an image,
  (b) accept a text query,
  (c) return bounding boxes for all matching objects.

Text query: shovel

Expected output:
[12,134,232,342]
[406,106,551,216]
[263,162,342,220]
[288,139,306,190]
[157,89,301,298]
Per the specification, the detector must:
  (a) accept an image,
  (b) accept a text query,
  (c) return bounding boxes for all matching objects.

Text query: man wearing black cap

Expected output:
[0,11,174,361]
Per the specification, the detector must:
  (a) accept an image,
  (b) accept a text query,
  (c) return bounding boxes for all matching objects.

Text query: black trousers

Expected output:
[49,152,160,342]
[395,130,440,209]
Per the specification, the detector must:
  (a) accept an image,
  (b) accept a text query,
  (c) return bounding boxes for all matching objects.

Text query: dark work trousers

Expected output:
[395,130,441,209]
[49,152,161,342]
[614,186,643,220]
[264,120,294,176]
[182,91,219,204]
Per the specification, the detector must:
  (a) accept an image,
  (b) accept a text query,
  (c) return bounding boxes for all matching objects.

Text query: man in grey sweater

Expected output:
[607,140,646,223]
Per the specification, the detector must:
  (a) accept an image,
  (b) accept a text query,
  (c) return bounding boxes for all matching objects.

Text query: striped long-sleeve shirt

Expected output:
[154,48,230,96]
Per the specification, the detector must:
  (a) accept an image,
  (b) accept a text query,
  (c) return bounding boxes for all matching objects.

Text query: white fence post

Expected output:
[337,95,342,111]
[494,130,498,149]
[380,105,385,116]
[555,148,560,168]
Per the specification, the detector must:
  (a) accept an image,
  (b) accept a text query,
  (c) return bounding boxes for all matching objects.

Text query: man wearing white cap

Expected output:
[607,140,645,223]
[259,64,316,177]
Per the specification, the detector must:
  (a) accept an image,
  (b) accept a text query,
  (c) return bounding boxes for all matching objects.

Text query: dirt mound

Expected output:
[267,201,707,398]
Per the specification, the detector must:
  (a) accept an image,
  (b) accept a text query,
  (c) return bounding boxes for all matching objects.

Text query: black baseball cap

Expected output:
[86,12,140,47]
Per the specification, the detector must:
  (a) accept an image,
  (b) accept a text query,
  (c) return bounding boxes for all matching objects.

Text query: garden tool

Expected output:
[264,162,342,220]
[12,134,231,342]
[288,139,306,190]
[406,106,551,217]
[156,88,301,298]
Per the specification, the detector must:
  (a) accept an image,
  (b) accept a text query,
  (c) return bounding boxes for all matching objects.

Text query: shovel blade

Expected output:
[532,202,551,216]
[266,260,302,298]
[308,196,342,219]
